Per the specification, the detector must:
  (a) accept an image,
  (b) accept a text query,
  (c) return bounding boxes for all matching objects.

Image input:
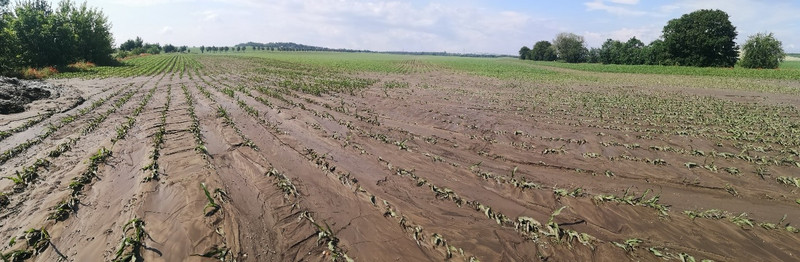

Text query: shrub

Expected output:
[739,32,785,69]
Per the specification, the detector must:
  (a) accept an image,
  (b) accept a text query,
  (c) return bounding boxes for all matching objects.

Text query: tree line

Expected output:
[117,36,189,58]
[0,0,114,74]
[519,9,787,69]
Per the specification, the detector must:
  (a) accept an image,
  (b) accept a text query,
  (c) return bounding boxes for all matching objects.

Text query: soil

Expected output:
[0,56,798,261]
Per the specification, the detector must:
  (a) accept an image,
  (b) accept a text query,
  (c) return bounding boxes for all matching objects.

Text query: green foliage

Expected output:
[0,3,18,74]
[662,9,739,67]
[119,36,143,51]
[5,0,114,70]
[518,46,530,60]
[740,32,785,69]
[553,32,587,63]
[598,37,653,65]
[531,40,557,61]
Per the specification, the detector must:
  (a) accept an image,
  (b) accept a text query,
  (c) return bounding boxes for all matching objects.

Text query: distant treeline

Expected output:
[520,9,787,69]
[231,42,511,58]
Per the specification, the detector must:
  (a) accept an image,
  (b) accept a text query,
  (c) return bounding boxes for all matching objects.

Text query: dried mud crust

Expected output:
[0,55,798,262]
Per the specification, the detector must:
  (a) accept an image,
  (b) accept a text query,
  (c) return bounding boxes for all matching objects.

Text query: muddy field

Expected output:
[0,54,799,261]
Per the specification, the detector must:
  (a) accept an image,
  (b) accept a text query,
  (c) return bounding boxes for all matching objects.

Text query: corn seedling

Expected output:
[112,218,148,262]
[683,209,727,220]
[48,196,80,221]
[192,245,230,261]
[776,176,800,188]
[201,183,220,216]
[729,213,754,228]
[612,238,641,253]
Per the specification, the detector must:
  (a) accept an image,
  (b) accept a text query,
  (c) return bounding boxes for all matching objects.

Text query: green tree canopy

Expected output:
[518,46,530,60]
[531,40,557,61]
[739,32,785,69]
[662,9,739,67]
[1,0,114,72]
[553,32,587,63]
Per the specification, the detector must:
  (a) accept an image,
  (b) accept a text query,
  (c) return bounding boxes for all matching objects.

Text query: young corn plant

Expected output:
[111,218,148,262]
[47,196,80,221]
[612,238,642,253]
[201,183,220,216]
[192,245,230,260]
[729,213,754,229]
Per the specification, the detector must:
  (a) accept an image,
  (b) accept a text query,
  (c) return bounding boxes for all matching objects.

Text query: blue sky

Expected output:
[47,0,800,55]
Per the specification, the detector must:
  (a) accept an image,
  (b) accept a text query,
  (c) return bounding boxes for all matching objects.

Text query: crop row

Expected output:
[0,86,125,165]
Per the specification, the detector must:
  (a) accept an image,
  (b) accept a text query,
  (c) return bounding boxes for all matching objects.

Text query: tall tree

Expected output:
[12,0,58,67]
[65,1,113,64]
[531,41,557,61]
[0,0,18,73]
[518,46,530,60]
[739,32,785,69]
[552,32,587,63]
[662,9,738,67]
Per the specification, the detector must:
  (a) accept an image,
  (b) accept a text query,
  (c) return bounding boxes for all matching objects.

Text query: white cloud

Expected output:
[183,0,560,54]
[583,25,662,47]
[159,26,173,35]
[585,0,647,16]
[608,0,639,5]
[197,10,219,22]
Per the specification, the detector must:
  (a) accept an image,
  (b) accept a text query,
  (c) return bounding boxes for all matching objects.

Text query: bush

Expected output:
[21,66,58,79]
[519,46,531,60]
[531,41,557,61]
[739,32,785,69]
[553,33,588,63]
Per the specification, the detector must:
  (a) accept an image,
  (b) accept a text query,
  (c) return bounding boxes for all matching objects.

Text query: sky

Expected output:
[43,0,800,55]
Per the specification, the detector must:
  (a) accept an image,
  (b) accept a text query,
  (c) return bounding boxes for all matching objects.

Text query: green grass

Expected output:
[526,60,800,80]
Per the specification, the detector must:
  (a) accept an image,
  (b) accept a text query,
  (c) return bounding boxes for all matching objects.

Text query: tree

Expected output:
[163,44,176,53]
[0,0,19,73]
[12,0,59,67]
[552,32,587,63]
[120,37,144,51]
[599,39,624,64]
[531,41,557,61]
[64,1,114,64]
[739,32,785,69]
[643,39,669,65]
[518,46,530,60]
[622,37,645,65]
[662,9,738,67]
[587,48,600,63]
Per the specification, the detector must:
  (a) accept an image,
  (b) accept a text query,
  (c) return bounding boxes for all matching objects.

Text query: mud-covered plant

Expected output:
[192,245,230,261]
[0,193,9,207]
[201,183,220,216]
[267,168,298,198]
[47,197,80,221]
[69,147,112,196]
[543,206,568,242]
[613,238,641,253]
[776,176,800,188]
[112,218,148,262]
[684,209,727,220]
[5,227,55,260]
[1,249,32,261]
[729,213,754,228]
[593,188,669,217]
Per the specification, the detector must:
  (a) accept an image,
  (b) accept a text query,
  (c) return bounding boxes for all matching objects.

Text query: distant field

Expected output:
[525,60,800,80]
